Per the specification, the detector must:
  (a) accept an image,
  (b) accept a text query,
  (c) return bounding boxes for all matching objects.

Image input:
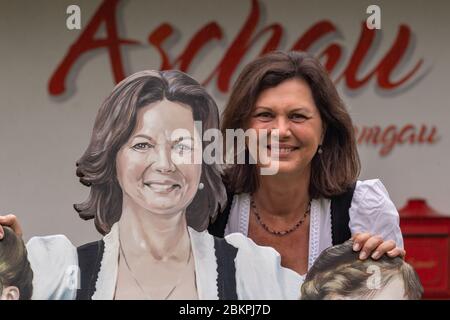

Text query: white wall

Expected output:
[1,0,449,245]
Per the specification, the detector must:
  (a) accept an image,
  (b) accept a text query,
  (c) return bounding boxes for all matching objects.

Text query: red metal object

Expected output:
[400,199,450,299]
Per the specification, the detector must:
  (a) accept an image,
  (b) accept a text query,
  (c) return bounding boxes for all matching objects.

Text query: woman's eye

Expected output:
[255,112,274,121]
[132,142,153,150]
[290,114,307,121]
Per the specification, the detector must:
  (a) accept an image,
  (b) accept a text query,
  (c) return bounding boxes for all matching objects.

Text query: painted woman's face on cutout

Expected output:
[116,99,202,215]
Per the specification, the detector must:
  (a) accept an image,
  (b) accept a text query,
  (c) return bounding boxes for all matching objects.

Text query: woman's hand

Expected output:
[0,214,23,239]
[352,233,406,260]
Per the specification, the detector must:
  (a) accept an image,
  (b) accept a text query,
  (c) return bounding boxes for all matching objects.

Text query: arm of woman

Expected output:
[349,179,406,260]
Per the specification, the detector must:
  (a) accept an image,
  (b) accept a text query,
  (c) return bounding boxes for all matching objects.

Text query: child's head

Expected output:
[0,226,33,300]
[301,240,423,300]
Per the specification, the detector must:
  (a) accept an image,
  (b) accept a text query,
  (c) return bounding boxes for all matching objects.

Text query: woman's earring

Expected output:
[318,145,323,154]
[198,182,204,190]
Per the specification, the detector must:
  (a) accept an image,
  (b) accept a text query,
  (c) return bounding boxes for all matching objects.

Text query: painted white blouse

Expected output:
[26,223,302,300]
[224,179,404,279]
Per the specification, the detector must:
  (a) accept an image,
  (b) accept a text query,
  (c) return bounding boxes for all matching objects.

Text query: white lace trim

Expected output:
[188,227,219,300]
[239,194,251,235]
[92,223,119,300]
[308,199,320,270]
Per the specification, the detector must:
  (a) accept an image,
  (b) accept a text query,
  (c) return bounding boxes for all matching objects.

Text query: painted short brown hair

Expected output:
[221,51,360,198]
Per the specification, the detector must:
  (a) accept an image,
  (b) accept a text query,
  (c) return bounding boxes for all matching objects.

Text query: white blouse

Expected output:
[224,179,404,276]
[26,223,302,300]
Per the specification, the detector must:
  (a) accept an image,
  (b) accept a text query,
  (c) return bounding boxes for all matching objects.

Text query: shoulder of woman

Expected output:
[27,235,78,267]
[350,179,403,247]
[352,179,396,214]
[224,233,302,299]
[27,234,76,253]
[26,235,78,300]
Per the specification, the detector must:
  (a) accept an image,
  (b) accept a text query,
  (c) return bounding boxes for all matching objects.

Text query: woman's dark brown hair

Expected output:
[0,226,33,300]
[221,50,360,198]
[74,70,227,235]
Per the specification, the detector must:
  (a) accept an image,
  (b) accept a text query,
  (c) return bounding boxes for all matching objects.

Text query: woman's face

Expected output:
[116,99,202,215]
[247,77,324,175]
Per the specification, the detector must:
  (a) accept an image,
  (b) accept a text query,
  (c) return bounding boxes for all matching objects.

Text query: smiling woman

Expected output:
[16,70,303,300]
[209,51,405,282]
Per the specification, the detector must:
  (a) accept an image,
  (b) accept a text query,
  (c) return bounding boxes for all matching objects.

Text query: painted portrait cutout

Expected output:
[301,240,423,300]
[0,226,33,300]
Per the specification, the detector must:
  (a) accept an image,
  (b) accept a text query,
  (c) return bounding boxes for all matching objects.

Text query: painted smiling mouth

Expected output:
[144,182,182,193]
[267,145,300,154]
